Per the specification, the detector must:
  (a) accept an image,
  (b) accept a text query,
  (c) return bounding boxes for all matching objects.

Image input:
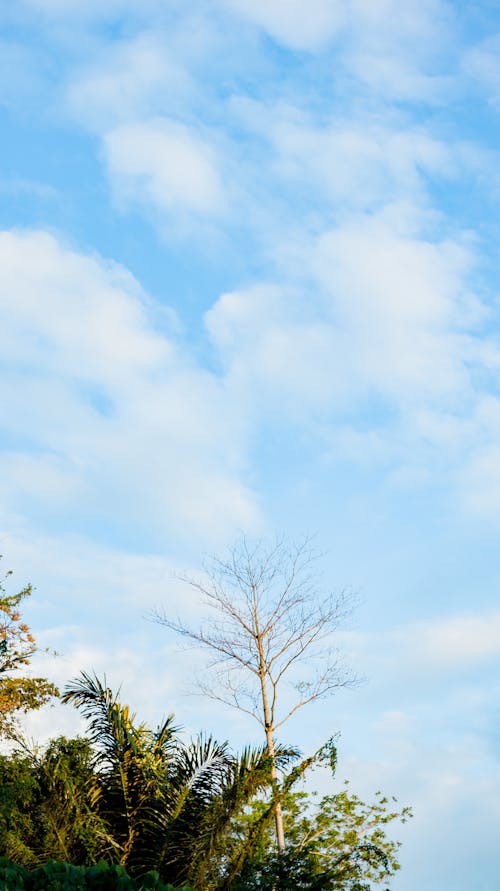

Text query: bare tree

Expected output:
[154,536,357,853]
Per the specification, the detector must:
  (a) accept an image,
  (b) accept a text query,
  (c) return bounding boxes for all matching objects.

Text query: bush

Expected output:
[0,858,193,891]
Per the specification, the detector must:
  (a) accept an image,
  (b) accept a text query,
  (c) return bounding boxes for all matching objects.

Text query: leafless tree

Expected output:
[154,536,358,853]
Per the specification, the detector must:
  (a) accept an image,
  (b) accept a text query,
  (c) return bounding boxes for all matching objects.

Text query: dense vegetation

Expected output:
[0,673,410,890]
[0,562,411,890]
[0,858,190,890]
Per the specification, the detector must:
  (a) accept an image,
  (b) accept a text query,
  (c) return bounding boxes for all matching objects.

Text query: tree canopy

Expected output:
[0,558,412,890]
[0,671,410,890]
[0,560,58,737]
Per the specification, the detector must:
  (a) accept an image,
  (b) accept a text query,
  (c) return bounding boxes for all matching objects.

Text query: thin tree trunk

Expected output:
[257,626,286,852]
[264,721,285,852]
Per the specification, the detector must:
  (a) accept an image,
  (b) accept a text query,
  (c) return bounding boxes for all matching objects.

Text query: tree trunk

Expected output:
[257,634,285,852]
[264,722,286,853]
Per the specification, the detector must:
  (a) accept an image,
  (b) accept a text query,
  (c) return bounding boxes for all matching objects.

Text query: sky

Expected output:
[1,0,500,887]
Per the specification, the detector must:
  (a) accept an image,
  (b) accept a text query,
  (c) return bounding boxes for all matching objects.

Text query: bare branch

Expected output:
[152,535,358,853]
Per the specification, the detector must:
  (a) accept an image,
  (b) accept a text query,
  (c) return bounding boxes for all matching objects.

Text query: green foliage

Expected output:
[0,857,193,890]
[0,671,412,890]
[0,560,58,736]
[61,673,297,889]
[231,783,412,890]
[0,736,102,867]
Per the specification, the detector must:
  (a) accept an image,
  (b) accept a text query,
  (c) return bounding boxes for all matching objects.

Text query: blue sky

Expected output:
[1,1,500,888]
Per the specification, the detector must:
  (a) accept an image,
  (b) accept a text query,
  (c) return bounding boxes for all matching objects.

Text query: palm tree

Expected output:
[62,673,297,889]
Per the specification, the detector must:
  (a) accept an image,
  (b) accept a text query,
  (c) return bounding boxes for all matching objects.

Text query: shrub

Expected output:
[0,858,193,891]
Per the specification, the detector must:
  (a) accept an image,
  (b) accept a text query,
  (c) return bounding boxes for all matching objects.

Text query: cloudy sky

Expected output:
[1,1,500,888]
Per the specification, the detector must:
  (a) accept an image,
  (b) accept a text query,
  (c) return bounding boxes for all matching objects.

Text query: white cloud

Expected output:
[221,0,451,107]
[350,0,447,41]
[67,34,193,131]
[0,229,168,393]
[206,284,353,418]
[0,39,49,109]
[312,211,474,404]
[206,208,478,427]
[234,99,453,209]
[0,229,260,545]
[0,452,83,505]
[64,28,228,230]
[346,49,450,103]
[19,0,162,21]
[460,444,500,516]
[221,0,345,51]
[418,611,500,665]
[463,35,500,107]
[342,609,500,684]
[346,0,453,102]
[221,0,449,60]
[104,118,226,218]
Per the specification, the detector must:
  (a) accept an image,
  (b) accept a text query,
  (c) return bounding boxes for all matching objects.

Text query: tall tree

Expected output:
[0,560,58,736]
[154,537,358,852]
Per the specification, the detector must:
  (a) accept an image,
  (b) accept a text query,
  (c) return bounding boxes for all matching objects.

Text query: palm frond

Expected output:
[62,673,129,767]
